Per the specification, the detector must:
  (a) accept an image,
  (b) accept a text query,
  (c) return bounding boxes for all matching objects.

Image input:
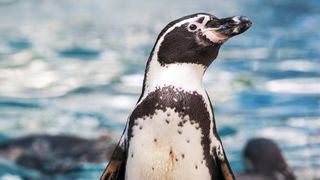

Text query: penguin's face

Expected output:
[155,13,251,66]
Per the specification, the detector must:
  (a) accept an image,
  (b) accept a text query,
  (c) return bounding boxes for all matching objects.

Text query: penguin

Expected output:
[101,13,251,180]
[237,138,296,180]
[0,134,116,174]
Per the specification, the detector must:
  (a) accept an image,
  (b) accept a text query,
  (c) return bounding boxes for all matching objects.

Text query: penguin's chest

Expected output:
[126,107,212,180]
[125,86,214,180]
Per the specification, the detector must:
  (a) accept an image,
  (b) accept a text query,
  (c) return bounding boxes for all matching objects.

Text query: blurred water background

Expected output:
[0,0,319,179]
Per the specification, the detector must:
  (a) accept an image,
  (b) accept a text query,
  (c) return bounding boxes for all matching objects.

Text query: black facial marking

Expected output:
[206,18,223,28]
[157,25,220,66]
[128,86,223,179]
[197,17,205,23]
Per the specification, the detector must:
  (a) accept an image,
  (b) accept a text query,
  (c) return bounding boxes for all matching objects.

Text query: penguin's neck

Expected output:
[141,59,207,99]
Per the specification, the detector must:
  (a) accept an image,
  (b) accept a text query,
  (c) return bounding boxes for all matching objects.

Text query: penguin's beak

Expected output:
[206,16,252,41]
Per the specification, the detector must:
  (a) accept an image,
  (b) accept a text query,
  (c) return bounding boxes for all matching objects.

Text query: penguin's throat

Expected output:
[143,60,206,95]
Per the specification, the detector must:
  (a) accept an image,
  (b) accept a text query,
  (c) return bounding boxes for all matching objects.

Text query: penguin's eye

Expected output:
[189,24,197,31]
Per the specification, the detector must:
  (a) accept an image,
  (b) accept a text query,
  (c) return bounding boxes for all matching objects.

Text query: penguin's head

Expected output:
[153,13,251,66]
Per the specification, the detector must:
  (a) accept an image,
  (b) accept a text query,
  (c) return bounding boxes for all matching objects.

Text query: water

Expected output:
[0,0,319,179]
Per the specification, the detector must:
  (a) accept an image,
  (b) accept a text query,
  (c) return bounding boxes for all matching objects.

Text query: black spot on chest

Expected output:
[128,86,223,179]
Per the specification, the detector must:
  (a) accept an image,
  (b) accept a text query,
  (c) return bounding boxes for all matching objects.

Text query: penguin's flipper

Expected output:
[100,142,126,180]
[220,157,235,180]
[100,148,126,179]
[214,141,235,180]
[101,129,127,180]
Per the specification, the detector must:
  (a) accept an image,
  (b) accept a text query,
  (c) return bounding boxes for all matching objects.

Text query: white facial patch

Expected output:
[202,29,228,43]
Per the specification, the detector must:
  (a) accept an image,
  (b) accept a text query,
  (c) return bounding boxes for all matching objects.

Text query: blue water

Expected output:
[0,0,319,179]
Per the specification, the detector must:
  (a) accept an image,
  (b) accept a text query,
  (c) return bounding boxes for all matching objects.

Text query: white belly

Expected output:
[125,108,212,180]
